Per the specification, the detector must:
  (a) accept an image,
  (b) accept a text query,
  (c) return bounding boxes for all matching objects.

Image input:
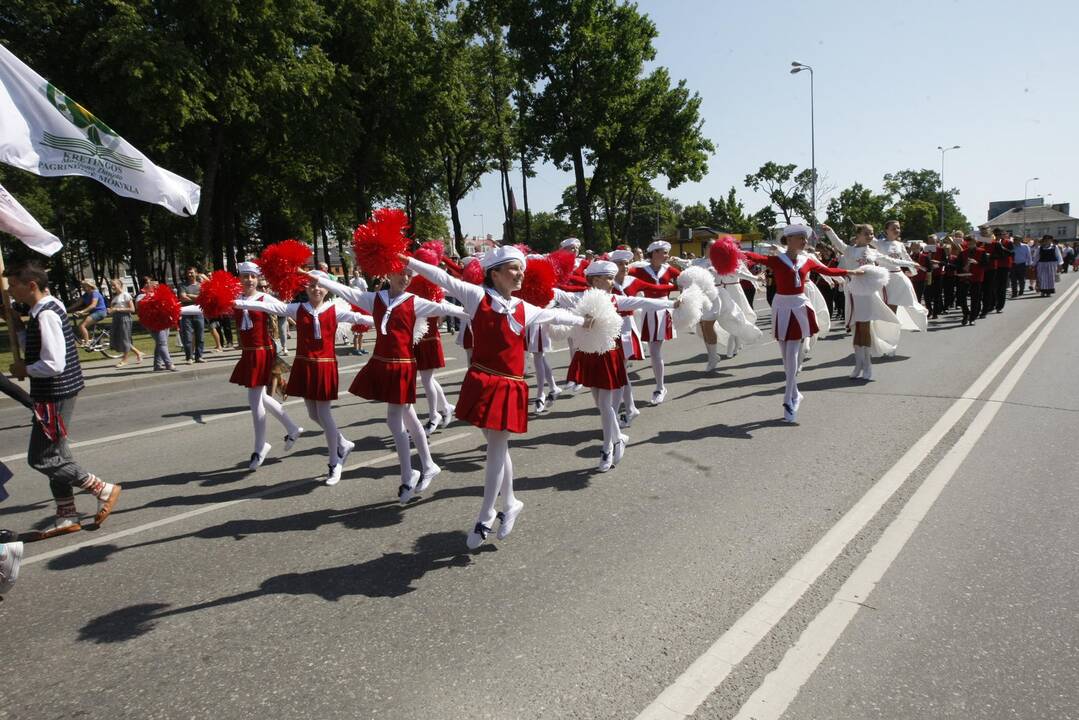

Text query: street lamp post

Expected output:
[473,212,485,239]
[790,62,815,224]
[937,145,960,233]
[1023,177,1038,237]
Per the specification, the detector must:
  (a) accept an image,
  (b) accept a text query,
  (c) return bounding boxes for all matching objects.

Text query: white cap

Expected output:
[782,224,813,239]
[237,261,262,276]
[584,260,617,277]
[479,245,526,271]
[560,238,581,249]
[609,249,633,263]
[308,269,330,281]
[646,240,671,254]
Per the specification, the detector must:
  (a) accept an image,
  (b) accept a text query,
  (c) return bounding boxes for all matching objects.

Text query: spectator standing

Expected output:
[107,278,143,367]
[1011,235,1032,296]
[177,267,206,363]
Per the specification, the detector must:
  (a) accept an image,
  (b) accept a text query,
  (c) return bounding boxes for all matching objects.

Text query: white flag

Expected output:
[0,43,200,216]
[0,182,61,256]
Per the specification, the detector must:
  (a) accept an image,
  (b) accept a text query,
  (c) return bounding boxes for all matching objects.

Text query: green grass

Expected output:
[0,319,181,369]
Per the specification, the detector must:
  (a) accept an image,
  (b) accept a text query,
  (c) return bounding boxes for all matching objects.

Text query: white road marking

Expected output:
[732,275,1079,720]
[21,431,475,567]
[635,279,1079,720]
[0,363,467,463]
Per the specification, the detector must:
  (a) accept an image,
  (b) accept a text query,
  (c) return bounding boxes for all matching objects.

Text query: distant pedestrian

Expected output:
[67,278,107,345]
[107,278,143,367]
[1035,235,1063,296]
[177,266,206,363]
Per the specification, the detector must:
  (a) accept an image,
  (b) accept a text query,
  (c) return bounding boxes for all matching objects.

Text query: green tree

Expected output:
[882,168,969,235]
[680,202,711,228]
[744,162,814,226]
[825,183,890,238]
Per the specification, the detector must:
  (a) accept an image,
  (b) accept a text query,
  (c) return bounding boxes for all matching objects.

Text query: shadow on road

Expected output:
[77,530,493,643]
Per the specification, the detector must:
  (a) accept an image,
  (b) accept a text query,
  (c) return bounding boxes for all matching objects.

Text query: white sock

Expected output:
[477,429,512,527]
[261,387,299,437]
[649,341,665,393]
[305,399,340,463]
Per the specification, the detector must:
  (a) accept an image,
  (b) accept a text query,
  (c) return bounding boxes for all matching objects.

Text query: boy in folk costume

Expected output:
[405,247,590,549]
[231,262,304,470]
[567,261,680,472]
[743,227,860,422]
[4,262,121,539]
[309,269,467,505]
[627,240,681,404]
[234,272,373,486]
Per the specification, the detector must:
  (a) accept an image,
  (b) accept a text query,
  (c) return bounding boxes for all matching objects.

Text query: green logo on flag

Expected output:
[40,83,143,171]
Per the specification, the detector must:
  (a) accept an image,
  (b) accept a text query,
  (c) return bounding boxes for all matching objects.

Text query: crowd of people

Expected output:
[1,221,1075,598]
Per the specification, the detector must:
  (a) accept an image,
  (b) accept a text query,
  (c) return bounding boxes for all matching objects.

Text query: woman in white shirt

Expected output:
[107,279,143,367]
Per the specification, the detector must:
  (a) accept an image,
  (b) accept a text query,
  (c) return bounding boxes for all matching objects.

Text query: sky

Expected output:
[457,0,1079,239]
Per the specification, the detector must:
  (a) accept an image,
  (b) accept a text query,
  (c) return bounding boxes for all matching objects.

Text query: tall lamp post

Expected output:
[937,145,959,234]
[790,62,815,224]
[1023,177,1038,237]
[473,212,485,239]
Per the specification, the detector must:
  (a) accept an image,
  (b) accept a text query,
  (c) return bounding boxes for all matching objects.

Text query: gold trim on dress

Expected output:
[469,363,525,381]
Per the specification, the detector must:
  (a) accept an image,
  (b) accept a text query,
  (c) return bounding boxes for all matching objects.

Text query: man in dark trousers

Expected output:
[995,231,1015,312]
[5,261,121,540]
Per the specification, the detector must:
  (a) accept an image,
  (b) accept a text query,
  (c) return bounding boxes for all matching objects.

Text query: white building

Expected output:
[982,205,1079,240]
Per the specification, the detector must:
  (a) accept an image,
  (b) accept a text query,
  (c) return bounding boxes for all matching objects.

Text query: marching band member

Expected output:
[234,272,372,486]
[231,261,303,470]
[627,240,681,404]
[405,247,590,550]
[743,226,859,422]
[309,270,468,504]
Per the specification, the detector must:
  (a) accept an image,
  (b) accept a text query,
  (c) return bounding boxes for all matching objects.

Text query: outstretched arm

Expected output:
[311,274,373,311]
[405,256,483,313]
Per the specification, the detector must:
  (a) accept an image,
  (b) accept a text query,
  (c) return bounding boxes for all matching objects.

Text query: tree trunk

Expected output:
[571,145,595,247]
[446,159,466,257]
[319,204,333,272]
[197,125,225,266]
[520,146,531,244]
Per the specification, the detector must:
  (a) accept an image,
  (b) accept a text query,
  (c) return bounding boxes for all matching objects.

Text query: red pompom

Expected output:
[513,257,556,307]
[137,284,181,332]
[353,207,410,276]
[513,243,532,256]
[407,275,444,302]
[196,270,242,318]
[709,235,744,276]
[547,248,577,282]
[462,258,484,285]
[259,239,313,300]
[413,247,441,267]
[418,240,446,261]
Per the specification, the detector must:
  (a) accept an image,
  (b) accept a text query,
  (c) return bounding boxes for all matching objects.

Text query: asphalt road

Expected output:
[1,276,1076,720]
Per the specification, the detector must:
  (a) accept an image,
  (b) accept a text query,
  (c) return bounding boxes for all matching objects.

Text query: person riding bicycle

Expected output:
[66,279,107,346]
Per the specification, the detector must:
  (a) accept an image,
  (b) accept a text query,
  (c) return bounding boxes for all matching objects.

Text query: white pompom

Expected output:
[677,265,718,302]
[569,288,622,354]
[672,284,706,331]
[545,323,575,342]
[847,265,890,296]
[412,318,429,345]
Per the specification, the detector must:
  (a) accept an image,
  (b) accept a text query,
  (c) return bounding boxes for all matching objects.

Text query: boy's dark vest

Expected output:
[24,300,85,401]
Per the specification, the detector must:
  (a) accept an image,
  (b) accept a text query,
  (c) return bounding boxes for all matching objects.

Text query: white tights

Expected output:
[476,429,515,528]
[778,340,801,408]
[418,369,450,423]
[386,403,434,484]
[648,340,666,393]
[532,351,558,400]
[620,379,638,416]
[247,387,299,454]
[591,388,621,452]
[303,399,344,466]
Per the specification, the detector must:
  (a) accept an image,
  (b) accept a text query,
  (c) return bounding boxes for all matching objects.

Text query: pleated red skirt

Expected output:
[350,358,417,404]
[286,357,338,401]
[567,347,628,390]
[414,336,445,371]
[455,369,528,433]
[229,347,275,388]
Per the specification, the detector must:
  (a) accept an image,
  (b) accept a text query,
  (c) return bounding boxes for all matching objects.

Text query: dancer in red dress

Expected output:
[235,272,373,485]
[627,240,681,404]
[743,225,860,423]
[567,261,680,472]
[405,247,590,549]
[310,271,467,504]
[231,262,303,470]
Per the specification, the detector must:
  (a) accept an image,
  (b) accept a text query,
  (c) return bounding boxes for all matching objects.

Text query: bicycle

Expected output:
[71,313,121,359]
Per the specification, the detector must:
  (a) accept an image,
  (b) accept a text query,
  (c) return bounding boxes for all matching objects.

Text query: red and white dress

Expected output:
[567,294,673,389]
[230,293,278,388]
[233,297,372,401]
[627,263,681,341]
[743,251,849,340]
[311,279,467,404]
[415,317,445,371]
[613,275,676,360]
[406,260,585,433]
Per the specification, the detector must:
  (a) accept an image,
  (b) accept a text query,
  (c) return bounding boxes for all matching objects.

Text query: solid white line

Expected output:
[21,431,475,567]
[634,279,1079,720]
[732,275,1079,720]
[0,363,467,464]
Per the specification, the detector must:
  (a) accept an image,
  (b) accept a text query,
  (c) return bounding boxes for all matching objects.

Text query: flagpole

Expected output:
[0,247,24,365]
